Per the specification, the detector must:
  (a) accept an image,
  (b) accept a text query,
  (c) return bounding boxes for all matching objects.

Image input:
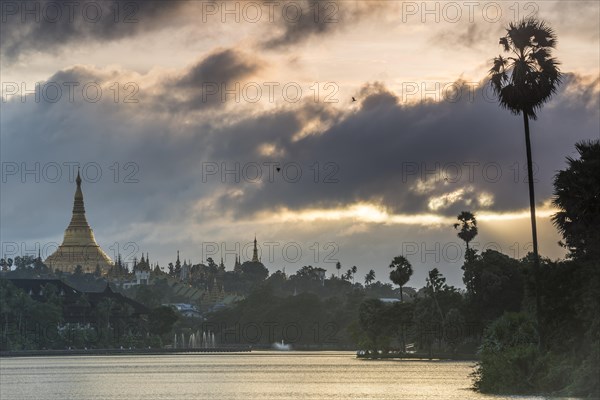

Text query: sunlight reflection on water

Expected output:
[0,351,581,400]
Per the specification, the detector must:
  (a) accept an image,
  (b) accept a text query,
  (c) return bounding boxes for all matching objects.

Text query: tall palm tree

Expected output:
[389,255,413,301]
[336,261,341,278]
[489,18,562,346]
[344,269,352,281]
[426,268,446,324]
[365,269,376,286]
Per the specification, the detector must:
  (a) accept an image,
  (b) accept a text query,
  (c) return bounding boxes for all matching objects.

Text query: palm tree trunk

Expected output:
[523,112,544,349]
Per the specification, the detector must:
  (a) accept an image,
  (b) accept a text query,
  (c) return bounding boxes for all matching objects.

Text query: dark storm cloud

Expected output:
[165,48,264,111]
[0,0,393,60]
[262,0,391,49]
[200,75,599,218]
[26,48,265,114]
[0,0,189,60]
[177,49,261,88]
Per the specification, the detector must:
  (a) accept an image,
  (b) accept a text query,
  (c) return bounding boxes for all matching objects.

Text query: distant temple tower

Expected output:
[252,235,259,262]
[133,253,151,285]
[234,254,241,272]
[45,170,113,274]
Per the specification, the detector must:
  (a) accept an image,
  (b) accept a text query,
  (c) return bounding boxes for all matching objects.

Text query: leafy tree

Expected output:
[357,299,395,353]
[415,269,463,355]
[94,297,116,330]
[489,18,562,343]
[364,281,397,298]
[552,140,600,260]
[206,257,218,274]
[293,265,320,280]
[0,280,62,350]
[443,308,466,353]
[148,306,179,337]
[474,312,539,394]
[267,270,287,286]
[13,256,35,271]
[462,250,524,326]
[240,261,269,285]
[74,293,92,325]
[335,261,341,278]
[389,255,413,301]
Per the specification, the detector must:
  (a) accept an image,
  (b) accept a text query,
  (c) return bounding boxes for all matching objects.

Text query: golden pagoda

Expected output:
[45,170,113,274]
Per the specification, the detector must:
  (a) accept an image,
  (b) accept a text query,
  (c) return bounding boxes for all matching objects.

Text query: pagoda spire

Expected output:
[252,235,259,262]
[68,168,89,228]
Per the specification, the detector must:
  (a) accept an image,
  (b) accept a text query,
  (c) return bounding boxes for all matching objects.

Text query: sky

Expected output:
[1,0,599,288]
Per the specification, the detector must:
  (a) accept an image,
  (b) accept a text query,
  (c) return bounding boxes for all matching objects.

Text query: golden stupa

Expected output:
[45,170,113,274]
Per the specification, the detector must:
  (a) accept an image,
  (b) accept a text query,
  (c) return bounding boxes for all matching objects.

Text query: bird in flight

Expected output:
[352,97,357,102]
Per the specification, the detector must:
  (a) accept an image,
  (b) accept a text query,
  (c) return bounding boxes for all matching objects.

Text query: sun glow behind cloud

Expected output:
[258,201,559,227]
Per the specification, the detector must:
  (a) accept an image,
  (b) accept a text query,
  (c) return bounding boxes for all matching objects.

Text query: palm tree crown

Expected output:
[389,255,413,301]
[453,211,478,250]
[365,269,376,286]
[489,18,562,119]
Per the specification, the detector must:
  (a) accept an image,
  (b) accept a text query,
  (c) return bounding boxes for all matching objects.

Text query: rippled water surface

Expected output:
[0,352,574,399]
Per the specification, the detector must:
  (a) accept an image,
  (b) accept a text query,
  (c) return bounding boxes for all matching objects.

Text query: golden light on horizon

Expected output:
[259,201,559,227]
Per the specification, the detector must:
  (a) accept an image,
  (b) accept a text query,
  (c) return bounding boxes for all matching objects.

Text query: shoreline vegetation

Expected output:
[356,351,477,362]
[0,346,252,358]
[0,348,478,360]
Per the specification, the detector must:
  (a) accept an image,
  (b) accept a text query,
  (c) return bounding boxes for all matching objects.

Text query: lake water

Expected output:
[0,351,577,399]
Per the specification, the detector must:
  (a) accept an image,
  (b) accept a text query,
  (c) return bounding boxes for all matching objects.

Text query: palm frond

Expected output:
[531,20,557,48]
[499,37,510,52]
